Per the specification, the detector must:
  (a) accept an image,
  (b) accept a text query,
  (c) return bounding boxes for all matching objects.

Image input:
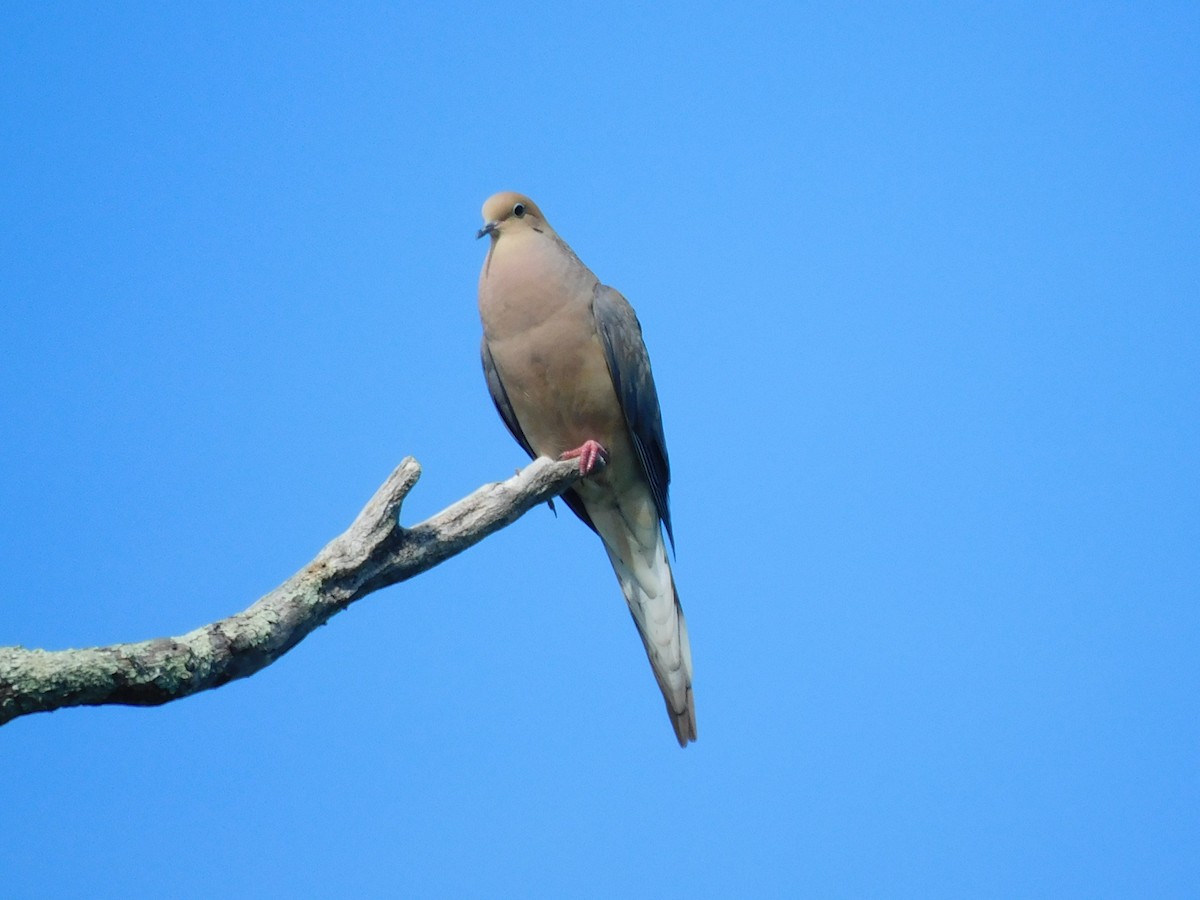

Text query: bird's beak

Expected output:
[476,221,498,240]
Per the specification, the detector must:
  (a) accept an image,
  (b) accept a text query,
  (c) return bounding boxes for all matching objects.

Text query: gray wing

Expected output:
[591,284,674,548]
[481,336,535,459]
[481,336,599,534]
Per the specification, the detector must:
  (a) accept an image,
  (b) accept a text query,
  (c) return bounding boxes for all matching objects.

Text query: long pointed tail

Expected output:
[604,531,697,746]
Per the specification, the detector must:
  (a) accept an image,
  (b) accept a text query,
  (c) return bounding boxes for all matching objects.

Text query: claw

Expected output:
[560,439,608,476]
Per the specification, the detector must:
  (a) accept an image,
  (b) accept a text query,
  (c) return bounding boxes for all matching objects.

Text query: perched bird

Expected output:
[476,191,696,746]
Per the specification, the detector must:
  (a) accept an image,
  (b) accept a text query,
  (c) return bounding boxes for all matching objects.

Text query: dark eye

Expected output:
[512,202,526,218]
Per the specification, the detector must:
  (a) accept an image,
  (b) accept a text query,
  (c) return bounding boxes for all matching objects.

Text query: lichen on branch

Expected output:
[0,455,593,726]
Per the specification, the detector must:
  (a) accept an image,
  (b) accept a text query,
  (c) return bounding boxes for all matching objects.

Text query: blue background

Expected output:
[3,4,1197,897]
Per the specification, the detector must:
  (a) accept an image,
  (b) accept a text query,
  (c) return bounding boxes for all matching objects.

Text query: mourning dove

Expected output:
[476,191,696,746]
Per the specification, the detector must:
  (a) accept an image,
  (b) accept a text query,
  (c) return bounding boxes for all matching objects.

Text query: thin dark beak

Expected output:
[476,221,498,240]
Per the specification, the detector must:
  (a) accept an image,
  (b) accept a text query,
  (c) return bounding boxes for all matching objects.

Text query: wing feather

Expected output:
[591,284,674,548]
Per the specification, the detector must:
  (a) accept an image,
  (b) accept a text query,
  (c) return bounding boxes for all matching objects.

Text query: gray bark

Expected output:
[0,455,593,726]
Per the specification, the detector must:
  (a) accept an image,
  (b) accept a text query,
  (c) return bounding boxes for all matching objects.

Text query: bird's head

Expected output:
[477,192,547,240]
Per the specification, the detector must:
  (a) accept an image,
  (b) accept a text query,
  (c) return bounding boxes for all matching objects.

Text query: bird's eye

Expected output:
[512,203,526,218]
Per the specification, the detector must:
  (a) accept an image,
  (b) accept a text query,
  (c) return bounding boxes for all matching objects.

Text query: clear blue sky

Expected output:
[3,4,1197,897]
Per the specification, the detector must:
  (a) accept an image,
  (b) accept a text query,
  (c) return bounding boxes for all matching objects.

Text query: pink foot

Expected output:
[560,439,609,476]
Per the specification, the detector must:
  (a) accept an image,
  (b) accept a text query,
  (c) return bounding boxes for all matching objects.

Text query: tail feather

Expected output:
[647,583,696,746]
[605,532,697,746]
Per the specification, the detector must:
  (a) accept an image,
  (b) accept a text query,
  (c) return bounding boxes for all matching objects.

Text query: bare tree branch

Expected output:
[0,455,594,726]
